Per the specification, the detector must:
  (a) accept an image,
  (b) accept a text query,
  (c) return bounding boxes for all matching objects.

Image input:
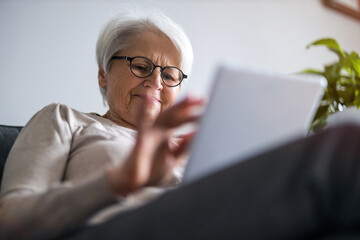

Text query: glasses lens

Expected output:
[130,57,153,77]
[162,67,183,86]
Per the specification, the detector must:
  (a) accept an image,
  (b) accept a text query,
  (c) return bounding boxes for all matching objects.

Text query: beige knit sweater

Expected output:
[0,104,181,239]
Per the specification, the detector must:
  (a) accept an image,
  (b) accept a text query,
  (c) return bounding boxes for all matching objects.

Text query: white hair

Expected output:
[96,10,194,103]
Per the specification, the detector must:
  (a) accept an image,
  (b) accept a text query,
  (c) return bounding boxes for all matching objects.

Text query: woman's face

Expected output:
[99,31,182,129]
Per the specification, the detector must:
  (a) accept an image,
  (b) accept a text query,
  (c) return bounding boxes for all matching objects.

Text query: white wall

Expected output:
[1,0,360,125]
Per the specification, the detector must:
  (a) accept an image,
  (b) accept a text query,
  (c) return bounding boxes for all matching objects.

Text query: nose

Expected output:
[143,67,163,91]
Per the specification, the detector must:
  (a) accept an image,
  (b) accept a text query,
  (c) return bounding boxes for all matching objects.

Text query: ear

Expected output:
[98,65,107,87]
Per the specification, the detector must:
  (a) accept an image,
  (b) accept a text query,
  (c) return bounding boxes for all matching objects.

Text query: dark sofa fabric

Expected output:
[0,125,23,186]
[0,124,360,239]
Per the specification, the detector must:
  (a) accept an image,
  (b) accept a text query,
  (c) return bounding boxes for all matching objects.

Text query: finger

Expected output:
[169,95,205,115]
[155,95,206,129]
[146,139,173,186]
[173,131,197,158]
[136,91,153,131]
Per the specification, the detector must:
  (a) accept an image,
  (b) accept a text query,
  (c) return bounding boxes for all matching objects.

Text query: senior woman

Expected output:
[2,11,360,240]
[0,12,202,239]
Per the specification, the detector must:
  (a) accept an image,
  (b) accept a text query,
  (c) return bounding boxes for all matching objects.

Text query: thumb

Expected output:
[173,131,196,158]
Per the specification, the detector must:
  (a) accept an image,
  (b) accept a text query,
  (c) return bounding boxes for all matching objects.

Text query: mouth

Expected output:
[133,94,161,104]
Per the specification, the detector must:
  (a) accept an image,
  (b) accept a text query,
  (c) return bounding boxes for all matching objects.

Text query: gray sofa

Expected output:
[0,125,23,186]
[0,124,359,239]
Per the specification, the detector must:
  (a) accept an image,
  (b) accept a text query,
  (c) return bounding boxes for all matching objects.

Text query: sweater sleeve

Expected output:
[0,104,118,239]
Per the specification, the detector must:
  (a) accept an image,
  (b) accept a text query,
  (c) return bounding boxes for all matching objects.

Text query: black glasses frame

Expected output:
[111,56,187,87]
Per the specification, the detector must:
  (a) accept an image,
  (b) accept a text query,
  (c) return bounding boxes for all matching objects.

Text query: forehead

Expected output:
[120,31,181,67]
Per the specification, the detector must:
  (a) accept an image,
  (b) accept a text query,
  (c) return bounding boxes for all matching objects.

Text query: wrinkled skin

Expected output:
[98,31,204,196]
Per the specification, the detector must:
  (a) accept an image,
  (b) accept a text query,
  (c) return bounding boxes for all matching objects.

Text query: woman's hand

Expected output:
[107,95,205,196]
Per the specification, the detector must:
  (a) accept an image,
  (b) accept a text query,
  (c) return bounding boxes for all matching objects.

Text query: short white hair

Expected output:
[96,10,194,103]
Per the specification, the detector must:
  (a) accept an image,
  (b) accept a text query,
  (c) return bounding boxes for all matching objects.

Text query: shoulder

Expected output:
[33,103,90,123]
[22,103,91,135]
[37,103,77,116]
[32,104,117,133]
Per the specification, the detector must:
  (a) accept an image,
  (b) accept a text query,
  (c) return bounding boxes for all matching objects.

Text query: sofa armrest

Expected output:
[0,125,23,187]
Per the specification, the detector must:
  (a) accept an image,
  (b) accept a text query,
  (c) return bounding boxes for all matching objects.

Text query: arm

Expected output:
[0,104,118,239]
[108,95,204,196]
[0,97,204,239]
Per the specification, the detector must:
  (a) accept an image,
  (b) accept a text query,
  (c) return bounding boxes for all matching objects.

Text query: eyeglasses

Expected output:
[111,56,187,87]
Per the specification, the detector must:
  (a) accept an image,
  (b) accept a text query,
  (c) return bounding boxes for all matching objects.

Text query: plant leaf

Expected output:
[350,51,359,58]
[306,38,345,59]
[304,38,360,132]
[324,62,342,85]
[349,52,360,77]
[300,69,324,75]
[355,89,360,107]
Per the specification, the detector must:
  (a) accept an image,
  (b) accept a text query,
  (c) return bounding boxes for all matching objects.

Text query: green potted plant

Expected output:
[303,38,360,132]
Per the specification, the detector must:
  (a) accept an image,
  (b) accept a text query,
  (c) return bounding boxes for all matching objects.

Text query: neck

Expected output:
[102,110,138,130]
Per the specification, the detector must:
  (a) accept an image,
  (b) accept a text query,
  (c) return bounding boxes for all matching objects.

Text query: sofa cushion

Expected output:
[0,125,23,186]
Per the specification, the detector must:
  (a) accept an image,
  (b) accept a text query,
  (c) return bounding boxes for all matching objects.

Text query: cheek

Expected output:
[162,87,180,108]
[107,70,134,110]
